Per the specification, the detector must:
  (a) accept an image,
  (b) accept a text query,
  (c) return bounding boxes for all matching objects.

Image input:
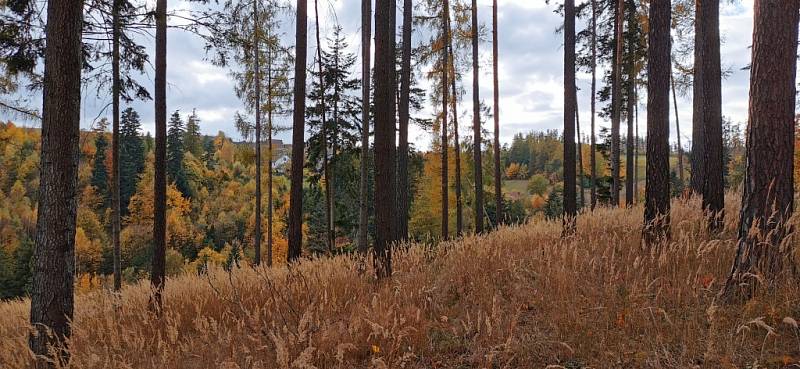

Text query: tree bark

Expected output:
[267,47,274,267]
[696,0,724,231]
[589,0,597,210]
[29,0,83,366]
[643,0,671,245]
[610,0,624,207]
[150,0,167,311]
[374,0,396,278]
[288,0,308,262]
[634,84,639,203]
[492,0,502,226]
[576,91,585,208]
[358,0,372,254]
[624,0,636,208]
[398,0,412,240]
[112,0,122,291]
[441,0,450,239]
[448,38,463,237]
[254,0,263,265]
[671,71,684,184]
[689,1,704,196]
[721,0,799,302]
[471,0,484,234]
[313,0,333,254]
[563,0,577,234]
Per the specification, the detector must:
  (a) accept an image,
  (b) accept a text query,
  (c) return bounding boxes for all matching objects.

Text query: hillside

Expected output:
[1,196,798,368]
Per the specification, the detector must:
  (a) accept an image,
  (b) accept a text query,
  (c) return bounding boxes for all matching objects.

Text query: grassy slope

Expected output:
[1,195,798,368]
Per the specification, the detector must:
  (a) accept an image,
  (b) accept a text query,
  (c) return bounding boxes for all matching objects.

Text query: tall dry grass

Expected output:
[1,196,799,368]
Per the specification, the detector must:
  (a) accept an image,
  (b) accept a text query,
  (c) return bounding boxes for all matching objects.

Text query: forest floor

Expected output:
[1,195,799,368]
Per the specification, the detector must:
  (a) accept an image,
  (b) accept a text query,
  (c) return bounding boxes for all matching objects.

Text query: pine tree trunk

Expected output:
[253,0,263,266]
[634,84,639,202]
[610,0,624,207]
[624,0,636,207]
[697,0,724,231]
[643,0,671,245]
[690,1,704,197]
[313,0,332,254]
[471,0,484,234]
[671,72,684,184]
[150,0,168,311]
[448,38,463,237]
[563,0,577,234]
[398,0,412,240]
[576,92,585,208]
[289,0,308,261]
[29,0,83,365]
[358,0,372,254]
[492,0,502,226]
[589,0,597,210]
[441,0,450,239]
[374,0,396,278]
[267,51,274,267]
[111,0,122,291]
[331,51,340,252]
[721,0,799,302]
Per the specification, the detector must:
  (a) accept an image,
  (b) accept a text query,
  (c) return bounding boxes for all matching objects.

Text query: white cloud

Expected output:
[1,0,774,152]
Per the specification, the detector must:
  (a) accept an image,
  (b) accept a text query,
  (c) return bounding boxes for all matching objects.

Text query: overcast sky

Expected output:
[6,0,762,150]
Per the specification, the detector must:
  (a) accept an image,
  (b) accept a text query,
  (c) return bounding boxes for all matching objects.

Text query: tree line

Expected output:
[560,0,798,302]
[1,0,798,367]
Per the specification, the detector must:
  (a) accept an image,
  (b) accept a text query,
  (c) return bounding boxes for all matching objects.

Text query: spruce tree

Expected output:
[119,108,145,215]
[91,121,111,205]
[167,110,190,198]
[184,109,203,158]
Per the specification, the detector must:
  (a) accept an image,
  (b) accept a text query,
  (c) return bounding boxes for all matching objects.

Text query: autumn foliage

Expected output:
[1,194,798,368]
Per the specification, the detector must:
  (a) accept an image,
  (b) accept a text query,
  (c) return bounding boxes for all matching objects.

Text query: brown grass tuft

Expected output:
[1,195,799,368]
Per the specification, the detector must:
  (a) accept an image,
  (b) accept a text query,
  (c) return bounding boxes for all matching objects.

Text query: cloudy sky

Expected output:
[9,0,761,149]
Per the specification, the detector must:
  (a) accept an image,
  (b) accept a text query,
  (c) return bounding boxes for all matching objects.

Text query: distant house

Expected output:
[270,139,284,150]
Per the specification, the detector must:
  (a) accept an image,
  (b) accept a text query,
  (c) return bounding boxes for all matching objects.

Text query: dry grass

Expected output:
[2,196,799,368]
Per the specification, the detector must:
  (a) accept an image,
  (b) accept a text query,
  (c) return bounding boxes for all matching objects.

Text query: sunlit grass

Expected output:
[1,194,798,368]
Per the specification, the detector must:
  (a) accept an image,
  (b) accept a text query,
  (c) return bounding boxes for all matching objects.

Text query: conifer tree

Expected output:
[167,110,190,198]
[91,120,111,205]
[184,109,203,158]
[120,108,145,215]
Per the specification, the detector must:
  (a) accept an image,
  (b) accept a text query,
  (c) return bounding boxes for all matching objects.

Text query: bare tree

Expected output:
[721,0,799,302]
